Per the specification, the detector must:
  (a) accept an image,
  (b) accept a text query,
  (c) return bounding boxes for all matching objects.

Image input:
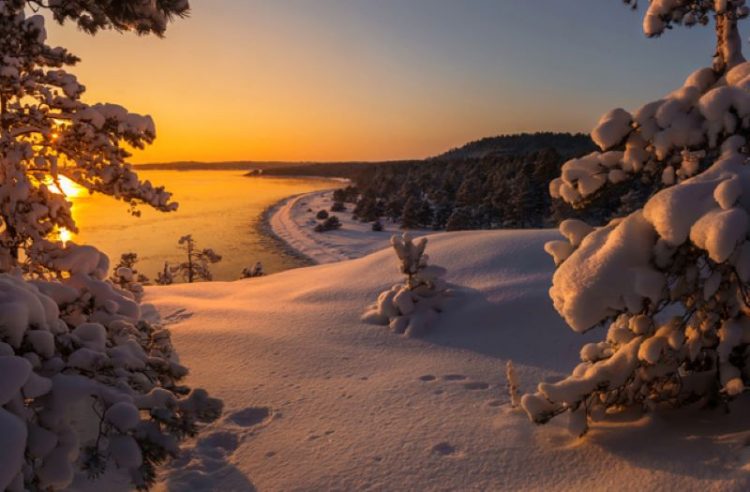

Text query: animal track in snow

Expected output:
[419,375,437,382]
[442,374,467,381]
[228,407,272,427]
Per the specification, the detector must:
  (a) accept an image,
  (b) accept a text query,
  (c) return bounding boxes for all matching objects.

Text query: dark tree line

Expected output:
[335,133,641,231]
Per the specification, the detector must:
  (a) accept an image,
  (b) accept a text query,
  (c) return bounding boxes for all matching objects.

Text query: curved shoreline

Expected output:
[256,189,336,266]
[259,183,434,266]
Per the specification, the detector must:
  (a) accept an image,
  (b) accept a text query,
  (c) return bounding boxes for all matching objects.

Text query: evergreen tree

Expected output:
[174,235,222,283]
[445,206,475,231]
[523,0,750,436]
[0,3,223,490]
[362,234,448,337]
[400,196,422,229]
[416,199,434,228]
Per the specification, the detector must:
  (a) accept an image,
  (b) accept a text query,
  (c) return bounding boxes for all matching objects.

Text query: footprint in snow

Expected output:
[463,382,490,391]
[431,442,457,456]
[418,375,436,382]
[228,407,272,427]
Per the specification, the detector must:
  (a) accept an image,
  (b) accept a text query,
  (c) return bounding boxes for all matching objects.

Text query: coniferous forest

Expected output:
[329,132,654,231]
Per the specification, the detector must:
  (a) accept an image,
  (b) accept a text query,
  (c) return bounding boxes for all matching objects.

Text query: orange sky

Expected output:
[44,1,723,164]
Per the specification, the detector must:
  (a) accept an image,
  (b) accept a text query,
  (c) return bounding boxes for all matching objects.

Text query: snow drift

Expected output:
[145,230,750,491]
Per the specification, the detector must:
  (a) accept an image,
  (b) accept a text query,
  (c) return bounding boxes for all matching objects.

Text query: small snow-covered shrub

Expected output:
[362,234,449,337]
[314,216,342,232]
[372,219,384,232]
[331,201,346,212]
[316,209,329,220]
[109,253,149,302]
[241,262,264,278]
[0,244,222,490]
[155,262,174,286]
[523,2,750,436]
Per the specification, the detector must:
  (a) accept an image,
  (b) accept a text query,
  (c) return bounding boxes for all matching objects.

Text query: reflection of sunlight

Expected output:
[49,176,85,198]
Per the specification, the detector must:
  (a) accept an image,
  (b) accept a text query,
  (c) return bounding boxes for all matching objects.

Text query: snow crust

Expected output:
[145,230,750,491]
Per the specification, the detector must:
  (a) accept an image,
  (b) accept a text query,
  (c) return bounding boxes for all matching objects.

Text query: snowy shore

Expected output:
[267,189,432,264]
[144,229,750,491]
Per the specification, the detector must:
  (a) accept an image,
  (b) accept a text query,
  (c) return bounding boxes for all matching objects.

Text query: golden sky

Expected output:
[45,1,722,164]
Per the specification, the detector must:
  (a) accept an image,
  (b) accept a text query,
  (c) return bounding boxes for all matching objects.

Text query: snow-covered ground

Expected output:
[145,230,750,491]
[269,190,431,264]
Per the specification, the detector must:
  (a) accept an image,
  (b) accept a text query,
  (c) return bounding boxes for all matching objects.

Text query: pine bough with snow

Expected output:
[0,1,223,489]
[362,234,449,337]
[523,0,750,436]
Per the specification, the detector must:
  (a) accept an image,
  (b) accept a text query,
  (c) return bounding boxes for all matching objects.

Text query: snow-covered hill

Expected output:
[146,230,750,491]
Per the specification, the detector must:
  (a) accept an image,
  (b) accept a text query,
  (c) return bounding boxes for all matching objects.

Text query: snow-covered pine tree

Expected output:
[174,235,222,283]
[522,0,750,436]
[362,233,449,337]
[109,252,149,302]
[0,2,223,490]
[0,2,182,273]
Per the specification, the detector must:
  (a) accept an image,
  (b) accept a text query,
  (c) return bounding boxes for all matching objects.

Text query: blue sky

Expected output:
[49,0,740,162]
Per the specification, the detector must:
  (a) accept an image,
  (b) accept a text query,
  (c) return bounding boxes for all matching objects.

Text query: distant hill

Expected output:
[433,132,596,161]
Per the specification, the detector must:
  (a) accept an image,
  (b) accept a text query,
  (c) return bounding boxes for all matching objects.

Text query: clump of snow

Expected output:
[591,108,632,150]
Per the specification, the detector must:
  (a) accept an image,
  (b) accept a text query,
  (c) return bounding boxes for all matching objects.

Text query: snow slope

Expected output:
[146,230,750,491]
[269,190,431,264]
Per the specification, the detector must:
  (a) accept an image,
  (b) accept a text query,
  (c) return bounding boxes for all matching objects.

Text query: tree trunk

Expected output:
[715,12,745,74]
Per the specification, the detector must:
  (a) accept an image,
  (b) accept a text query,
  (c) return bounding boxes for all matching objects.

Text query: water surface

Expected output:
[62,171,338,281]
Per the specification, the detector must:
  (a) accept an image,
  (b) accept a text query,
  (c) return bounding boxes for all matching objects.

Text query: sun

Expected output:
[57,227,74,244]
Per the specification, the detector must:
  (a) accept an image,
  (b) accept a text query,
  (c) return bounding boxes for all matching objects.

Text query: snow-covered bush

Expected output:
[109,253,149,302]
[172,235,222,283]
[0,245,222,490]
[155,262,175,286]
[0,1,224,488]
[523,1,750,436]
[241,262,264,279]
[314,215,342,232]
[362,234,449,337]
